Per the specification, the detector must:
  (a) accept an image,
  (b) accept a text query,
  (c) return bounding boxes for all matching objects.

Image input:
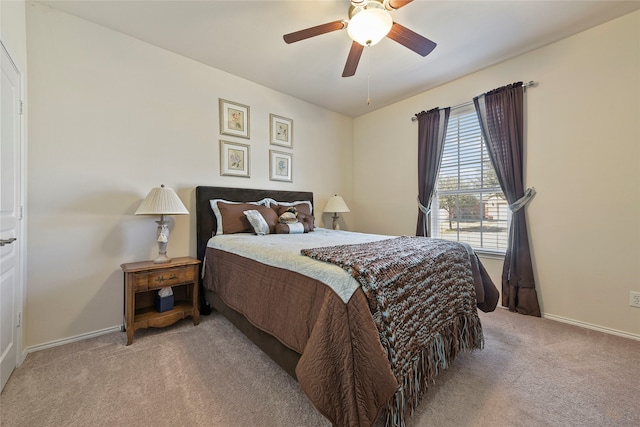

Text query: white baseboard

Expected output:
[18,310,639,365]
[542,312,640,341]
[22,325,123,358]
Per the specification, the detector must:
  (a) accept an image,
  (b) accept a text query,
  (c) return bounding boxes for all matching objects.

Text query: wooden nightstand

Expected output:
[121,256,201,345]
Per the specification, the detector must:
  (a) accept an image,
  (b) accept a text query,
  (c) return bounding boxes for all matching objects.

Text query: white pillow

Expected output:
[264,198,313,214]
[284,222,305,234]
[243,210,270,235]
[209,198,269,235]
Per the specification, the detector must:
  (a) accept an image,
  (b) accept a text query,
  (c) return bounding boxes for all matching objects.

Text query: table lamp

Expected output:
[135,184,189,263]
[323,195,350,230]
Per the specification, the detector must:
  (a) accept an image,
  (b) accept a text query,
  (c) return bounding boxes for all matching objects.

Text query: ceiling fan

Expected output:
[283,0,436,78]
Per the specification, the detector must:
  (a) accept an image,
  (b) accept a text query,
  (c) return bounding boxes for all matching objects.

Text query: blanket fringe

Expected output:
[383,314,484,427]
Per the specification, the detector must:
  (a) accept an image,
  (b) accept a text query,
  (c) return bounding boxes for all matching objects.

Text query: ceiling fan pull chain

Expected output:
[367,44,371,105]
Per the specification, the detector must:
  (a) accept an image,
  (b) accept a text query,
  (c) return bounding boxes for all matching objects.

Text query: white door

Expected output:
[0,41,23,391]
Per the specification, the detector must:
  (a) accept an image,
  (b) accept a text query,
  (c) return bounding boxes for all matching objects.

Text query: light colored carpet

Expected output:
[1,308,639,427]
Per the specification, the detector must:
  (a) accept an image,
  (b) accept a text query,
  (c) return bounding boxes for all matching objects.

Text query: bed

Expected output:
[195,186,499,427]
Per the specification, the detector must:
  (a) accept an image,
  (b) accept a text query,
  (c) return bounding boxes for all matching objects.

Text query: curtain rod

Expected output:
[411,81,537,122]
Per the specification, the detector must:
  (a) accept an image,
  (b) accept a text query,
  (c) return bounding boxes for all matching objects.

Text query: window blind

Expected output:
[431,110,509,252]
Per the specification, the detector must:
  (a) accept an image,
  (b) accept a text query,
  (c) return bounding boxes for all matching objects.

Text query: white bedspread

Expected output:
[207,228,393,303]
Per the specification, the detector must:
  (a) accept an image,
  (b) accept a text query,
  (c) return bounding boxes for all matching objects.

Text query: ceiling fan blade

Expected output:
[386,0,413,10]
[387,22,437,57]
[283,20,347,44]
[342,41,364,77]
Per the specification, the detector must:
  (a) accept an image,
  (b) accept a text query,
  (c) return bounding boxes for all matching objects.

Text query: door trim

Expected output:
[1,39,27,370]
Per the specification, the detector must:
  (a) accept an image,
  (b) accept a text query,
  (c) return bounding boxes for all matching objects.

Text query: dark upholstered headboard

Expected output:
[195,186,314,262]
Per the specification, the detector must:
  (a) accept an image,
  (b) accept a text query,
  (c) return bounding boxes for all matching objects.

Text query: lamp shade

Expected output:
[324,195,351,213]
[135,185,189,215]
[347,6,393,46]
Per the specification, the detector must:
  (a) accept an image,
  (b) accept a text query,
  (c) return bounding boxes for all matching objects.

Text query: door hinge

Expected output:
[17,312,21,327]
[19,206,23,220]
[19,100,24,115]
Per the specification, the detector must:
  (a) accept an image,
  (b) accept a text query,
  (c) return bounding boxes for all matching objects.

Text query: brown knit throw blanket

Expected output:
[301,236,484,427]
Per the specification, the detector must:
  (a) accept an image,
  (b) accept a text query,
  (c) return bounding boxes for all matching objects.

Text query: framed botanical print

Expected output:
[269,150,292,182]
[269,114,293,148]
[219,98,250,139]
[220,140,250,178]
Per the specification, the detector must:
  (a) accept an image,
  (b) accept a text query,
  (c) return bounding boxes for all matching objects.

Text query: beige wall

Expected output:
[353,11,640,338]
[1,1,27,68]
[25,3,353,348]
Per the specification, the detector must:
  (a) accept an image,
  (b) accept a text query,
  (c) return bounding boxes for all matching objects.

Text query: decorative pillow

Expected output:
[270,202,315,231]
[243,210,270,235]
[297,212,315,231]
[278,211,299,224]
[275,222,308,234]
[266,199,313,216]
[210,199,268,235]
[256,205,279,233]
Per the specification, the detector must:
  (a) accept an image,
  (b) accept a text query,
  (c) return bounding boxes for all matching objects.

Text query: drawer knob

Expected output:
[156,274,177,283]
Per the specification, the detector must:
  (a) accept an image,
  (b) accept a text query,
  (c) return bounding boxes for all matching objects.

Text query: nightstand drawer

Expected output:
[134,266,194,291]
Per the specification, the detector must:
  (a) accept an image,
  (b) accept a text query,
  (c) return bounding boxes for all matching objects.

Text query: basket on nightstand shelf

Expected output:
[156,293,174,312]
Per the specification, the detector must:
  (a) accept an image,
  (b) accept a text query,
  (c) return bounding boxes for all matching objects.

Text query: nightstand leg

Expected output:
[127,329,134,346]
[193,310,200,326]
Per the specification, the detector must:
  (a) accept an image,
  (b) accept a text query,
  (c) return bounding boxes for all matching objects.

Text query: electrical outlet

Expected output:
[630,291,640,308]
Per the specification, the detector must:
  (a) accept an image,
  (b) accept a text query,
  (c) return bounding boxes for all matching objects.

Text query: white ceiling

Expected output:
[38,0,640,117]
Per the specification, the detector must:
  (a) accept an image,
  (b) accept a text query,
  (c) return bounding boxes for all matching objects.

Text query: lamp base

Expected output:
[154,217,171,263]
[332,213,340,230]
[153,254,171,264]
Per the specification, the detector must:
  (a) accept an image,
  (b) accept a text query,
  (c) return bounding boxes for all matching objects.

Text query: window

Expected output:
[431,107,509,253]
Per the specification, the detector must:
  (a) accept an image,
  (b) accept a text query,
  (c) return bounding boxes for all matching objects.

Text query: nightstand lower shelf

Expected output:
[133,301,196,329]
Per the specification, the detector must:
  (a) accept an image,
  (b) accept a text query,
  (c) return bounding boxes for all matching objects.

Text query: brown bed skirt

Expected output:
[205,290,301,380]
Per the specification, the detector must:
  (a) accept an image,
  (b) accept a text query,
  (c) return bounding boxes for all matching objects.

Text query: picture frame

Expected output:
[219,98,250,139]
[220,140,250,178]
[269,114,293,148]
[269,150,293,182]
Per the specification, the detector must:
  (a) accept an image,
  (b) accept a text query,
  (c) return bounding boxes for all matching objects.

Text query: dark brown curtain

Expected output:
[415,107,450,237]
[474,82,540,316]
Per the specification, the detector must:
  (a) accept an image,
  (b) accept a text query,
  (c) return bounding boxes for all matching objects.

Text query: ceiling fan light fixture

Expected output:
[347,7,393,46]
